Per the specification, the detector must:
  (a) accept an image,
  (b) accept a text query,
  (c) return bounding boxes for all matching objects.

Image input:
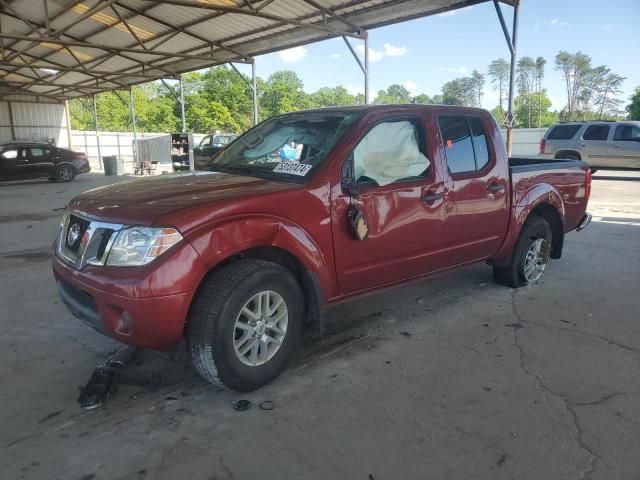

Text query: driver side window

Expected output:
[352,120,430,186]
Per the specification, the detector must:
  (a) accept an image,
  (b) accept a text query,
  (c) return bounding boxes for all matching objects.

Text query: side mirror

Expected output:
[341,155,360,196]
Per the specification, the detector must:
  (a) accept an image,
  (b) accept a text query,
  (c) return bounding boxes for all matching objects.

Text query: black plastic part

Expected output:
[233,399,251,411]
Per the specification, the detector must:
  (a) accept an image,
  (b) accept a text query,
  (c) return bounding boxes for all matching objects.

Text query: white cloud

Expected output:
[549,18,569,27]
[435,66,469,74]
[403,80,417,95]
[356,44,384,62]
[279,46,307,63]
[346,84,365,96]
[330,53,342,59]
[384,43,408,57]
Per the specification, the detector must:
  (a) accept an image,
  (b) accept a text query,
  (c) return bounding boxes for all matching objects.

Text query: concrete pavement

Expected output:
[1,172,639,480]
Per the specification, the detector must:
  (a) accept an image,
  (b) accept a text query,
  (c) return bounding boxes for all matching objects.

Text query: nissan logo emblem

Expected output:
[67,223,81,247]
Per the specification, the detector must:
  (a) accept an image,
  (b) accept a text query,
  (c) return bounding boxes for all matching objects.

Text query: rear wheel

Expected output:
[55,164,76,182]
[493,216,552,288]
[187,260,304,392]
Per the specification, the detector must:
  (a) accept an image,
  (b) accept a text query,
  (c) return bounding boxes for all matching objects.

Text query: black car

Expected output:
[194,133,238,170]
[0,143,90,182]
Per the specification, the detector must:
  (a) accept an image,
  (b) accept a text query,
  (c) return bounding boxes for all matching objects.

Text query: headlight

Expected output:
[173,162,183,167]
[106,227,182,266]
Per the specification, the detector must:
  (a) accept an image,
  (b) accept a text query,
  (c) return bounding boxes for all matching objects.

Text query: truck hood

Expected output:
[69,171,299,225]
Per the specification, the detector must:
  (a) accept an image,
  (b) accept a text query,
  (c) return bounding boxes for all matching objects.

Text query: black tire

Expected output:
[493,216,552,288]
[54,164,76,182]
[555,152,580,161]
[186,259,304,392]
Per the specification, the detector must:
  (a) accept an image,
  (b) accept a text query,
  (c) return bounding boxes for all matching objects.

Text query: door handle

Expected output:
[579,142,586,147]
[613,144,620,149]
[486,183,505,192]
[421,192,443,204]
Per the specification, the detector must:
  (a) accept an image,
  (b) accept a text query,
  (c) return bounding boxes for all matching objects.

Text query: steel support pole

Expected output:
[179,77,186,132]
[129,89,138,166]
[64,100,73,149]
[364,33,370,104]
[93,95,102,169]
[506,2,519,156]
[7,101,16,140]
[252,60,258,126]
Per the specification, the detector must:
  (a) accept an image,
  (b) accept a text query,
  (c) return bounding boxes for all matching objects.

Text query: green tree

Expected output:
[199,66,255,130]
[488,58,510,113]
[309,86,357,107]
[185,95,239,133]
[374,84,412,104]
[412,93,433,104]
[261,70,311,118]
[471,69,485,107]
[514,90,557,128]
[441,77,476,106]
[627,86,640,120]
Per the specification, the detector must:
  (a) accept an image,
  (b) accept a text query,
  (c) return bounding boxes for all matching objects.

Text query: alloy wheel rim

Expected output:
[233,290,288,367]
[59,167,73,181]
[523,238,549,283]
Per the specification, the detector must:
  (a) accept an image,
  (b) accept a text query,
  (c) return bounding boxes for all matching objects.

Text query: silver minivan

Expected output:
[539,121,640,170]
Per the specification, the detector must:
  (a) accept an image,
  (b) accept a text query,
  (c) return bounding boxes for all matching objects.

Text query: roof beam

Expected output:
[153,0,365,39]
[0,60,177,79]
[0,33,236,63]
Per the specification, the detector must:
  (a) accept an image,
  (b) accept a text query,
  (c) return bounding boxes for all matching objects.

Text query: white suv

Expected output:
[539,121,640,170]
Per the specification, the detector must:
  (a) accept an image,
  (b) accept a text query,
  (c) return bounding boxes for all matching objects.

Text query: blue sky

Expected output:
[236,0,640,111]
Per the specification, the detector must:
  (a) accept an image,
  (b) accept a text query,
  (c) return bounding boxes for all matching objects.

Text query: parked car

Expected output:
[52,105,591,392]
[539,121,640,171]
[0,143,90,182]
[194,133,238,170]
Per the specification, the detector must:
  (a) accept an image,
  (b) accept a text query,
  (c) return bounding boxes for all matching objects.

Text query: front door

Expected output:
[436,114,509,264]
[609,124,640,169]
[331,117,447,295]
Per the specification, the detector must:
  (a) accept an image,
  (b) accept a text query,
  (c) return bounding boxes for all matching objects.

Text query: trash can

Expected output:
[103,156,117,176]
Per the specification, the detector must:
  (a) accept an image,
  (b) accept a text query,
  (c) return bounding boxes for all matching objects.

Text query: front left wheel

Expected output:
[186,260,304,392]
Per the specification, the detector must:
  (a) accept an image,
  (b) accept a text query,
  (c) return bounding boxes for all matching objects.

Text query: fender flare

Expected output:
[489,184,565,267]
[185,215,334,300]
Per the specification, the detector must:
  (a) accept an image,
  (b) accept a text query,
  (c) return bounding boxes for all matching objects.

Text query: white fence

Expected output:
[70,128,547,173]
[70,131,206,173]
[501,128,547,157]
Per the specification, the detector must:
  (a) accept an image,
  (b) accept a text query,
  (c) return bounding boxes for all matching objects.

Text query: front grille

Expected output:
[57,211,123,269]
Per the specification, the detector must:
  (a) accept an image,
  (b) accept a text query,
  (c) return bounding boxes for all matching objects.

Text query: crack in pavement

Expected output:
[510,289,597,480]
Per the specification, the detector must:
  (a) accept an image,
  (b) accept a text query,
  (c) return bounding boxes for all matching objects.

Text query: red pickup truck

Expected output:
[53,105,592,392]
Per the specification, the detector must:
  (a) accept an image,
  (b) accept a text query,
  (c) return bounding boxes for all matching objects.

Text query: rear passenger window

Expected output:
[614,125,640,141]
[438,115,491,174]
[547,125,581,140]
[583,125,610,141]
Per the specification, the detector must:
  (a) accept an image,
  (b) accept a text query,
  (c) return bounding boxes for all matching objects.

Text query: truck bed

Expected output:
[509,157,587,173]
[508,157,589,233]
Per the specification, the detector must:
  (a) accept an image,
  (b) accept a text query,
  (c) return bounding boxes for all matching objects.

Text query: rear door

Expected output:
[331,114,448,294]
[608,124,640,169]
[437,113,509,264]
[579,124,612,167]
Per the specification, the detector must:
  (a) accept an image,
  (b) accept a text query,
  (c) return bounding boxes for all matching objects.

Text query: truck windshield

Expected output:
[207,112,360,182]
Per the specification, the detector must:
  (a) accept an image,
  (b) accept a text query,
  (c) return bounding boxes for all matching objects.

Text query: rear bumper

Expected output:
[52,241,207,350]
[576,212,592,231]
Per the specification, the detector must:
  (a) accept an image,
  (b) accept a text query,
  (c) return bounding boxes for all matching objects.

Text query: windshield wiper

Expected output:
[225,165,274,180]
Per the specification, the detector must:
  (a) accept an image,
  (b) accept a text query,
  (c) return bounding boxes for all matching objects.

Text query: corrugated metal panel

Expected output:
[0,101,69,146]
[1,0,515,100]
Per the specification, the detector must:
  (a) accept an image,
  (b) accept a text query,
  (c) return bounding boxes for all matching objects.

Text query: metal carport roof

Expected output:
[0,0,516,101]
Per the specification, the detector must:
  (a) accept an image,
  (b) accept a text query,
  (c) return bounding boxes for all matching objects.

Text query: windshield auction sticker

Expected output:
[272,162,313,176]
